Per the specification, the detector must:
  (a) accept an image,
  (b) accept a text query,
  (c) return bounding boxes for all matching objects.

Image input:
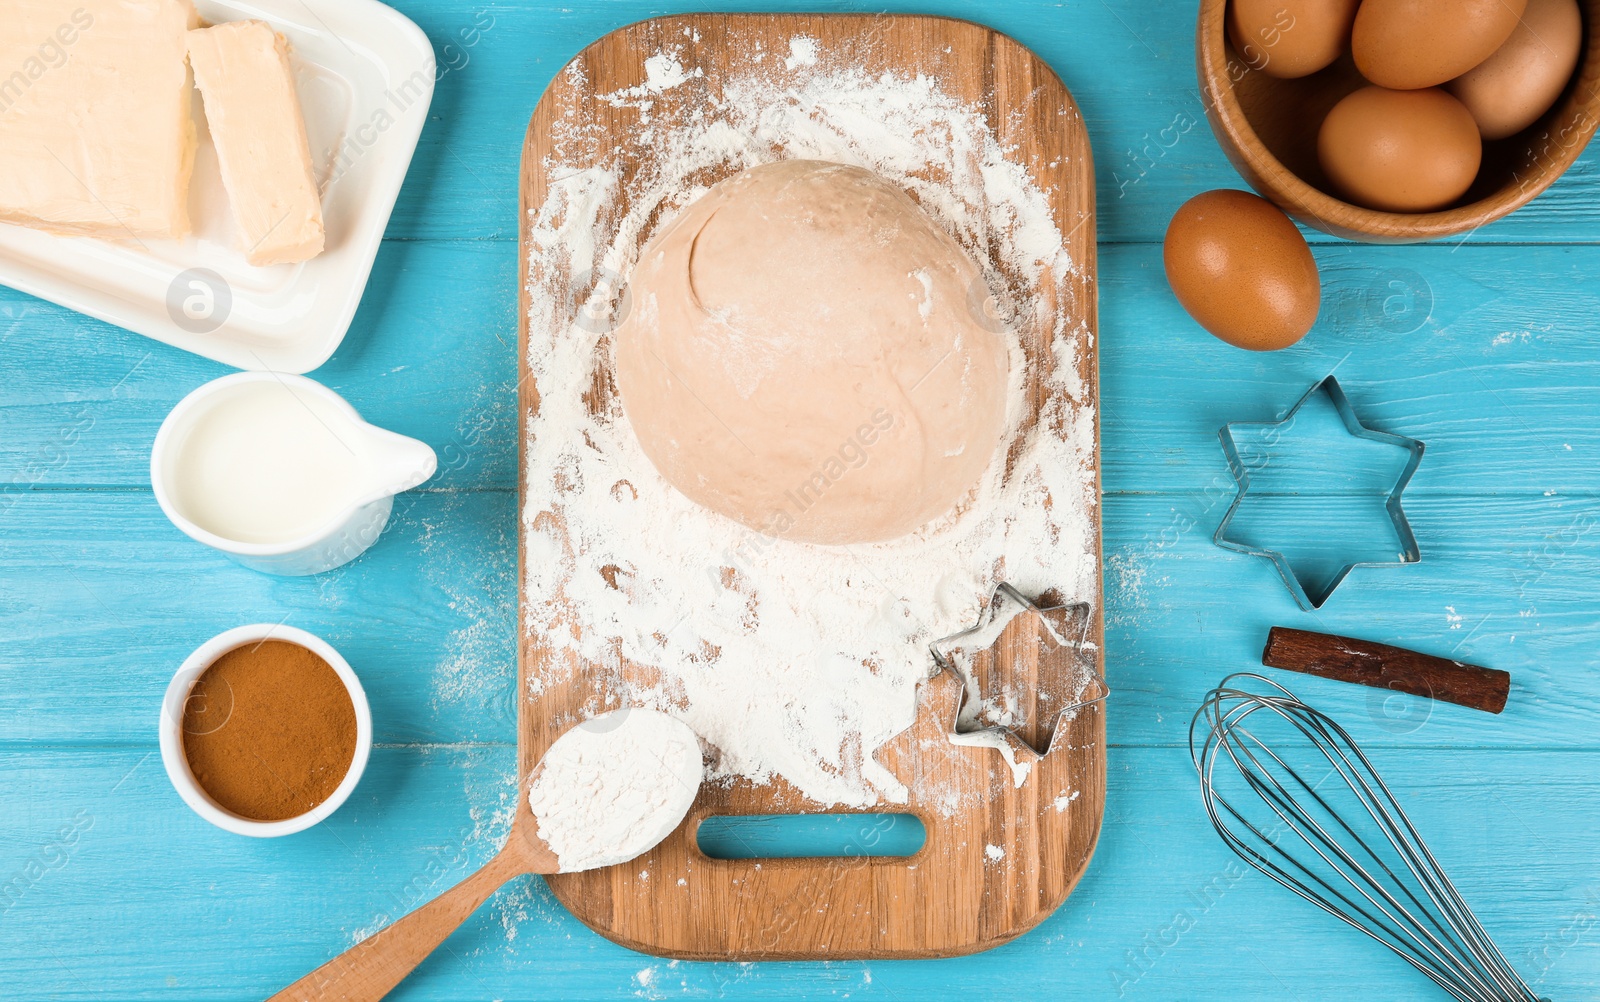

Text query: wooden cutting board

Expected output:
[518,13,1102,960]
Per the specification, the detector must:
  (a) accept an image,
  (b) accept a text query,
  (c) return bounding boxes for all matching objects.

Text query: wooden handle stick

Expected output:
[268,824,557,1002]
[1261,627,1511,714]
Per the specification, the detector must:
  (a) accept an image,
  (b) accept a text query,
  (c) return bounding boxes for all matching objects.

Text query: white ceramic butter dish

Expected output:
[0,0,434,373]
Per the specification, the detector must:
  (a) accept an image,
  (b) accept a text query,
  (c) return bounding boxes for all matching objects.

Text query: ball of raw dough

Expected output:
[612,160,1012,545]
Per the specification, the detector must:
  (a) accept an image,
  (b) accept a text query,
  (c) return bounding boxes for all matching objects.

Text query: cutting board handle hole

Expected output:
[696,813,926,860]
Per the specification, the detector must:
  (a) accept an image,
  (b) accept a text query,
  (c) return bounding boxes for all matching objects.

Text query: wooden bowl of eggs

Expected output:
[1198,0,1600,242]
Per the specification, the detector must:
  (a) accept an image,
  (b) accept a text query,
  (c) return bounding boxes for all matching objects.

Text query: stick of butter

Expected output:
[188,21,325,267]
[0,0,199,239]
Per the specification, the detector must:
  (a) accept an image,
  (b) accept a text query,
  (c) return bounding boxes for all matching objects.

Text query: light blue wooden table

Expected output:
[4,1,1598,998]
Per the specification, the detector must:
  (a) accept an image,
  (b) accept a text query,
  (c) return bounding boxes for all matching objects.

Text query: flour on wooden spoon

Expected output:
[528,708,703,872]
[524,37,1096,809]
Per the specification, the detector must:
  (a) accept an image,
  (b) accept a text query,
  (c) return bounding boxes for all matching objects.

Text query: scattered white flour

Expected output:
[944,597,1028,731]
[950,729,1033,789]
[524,36,1097,809]
[784,36,819,69]
[527,709,703,872]
[985,843,1006,861]
[642,52,697,92]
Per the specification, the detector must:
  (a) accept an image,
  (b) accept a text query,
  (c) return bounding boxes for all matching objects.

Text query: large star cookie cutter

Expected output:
[928,583,1110,787]
[1214,375,1425,611]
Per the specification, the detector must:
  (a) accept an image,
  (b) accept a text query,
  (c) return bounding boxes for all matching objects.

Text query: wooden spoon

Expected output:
[269,709,702,1002]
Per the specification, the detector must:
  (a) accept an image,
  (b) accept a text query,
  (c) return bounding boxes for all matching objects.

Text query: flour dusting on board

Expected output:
[524,37,1096,809]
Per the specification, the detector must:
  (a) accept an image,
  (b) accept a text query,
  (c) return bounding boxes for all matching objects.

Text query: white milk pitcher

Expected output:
[151,371,437,575]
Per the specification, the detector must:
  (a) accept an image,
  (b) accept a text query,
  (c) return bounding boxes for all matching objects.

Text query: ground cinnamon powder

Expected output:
[181,640,358,822]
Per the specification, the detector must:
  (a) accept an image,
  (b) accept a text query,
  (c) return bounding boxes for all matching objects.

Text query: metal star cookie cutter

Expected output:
[928,583,1109,781]
[1214,375,1425,612]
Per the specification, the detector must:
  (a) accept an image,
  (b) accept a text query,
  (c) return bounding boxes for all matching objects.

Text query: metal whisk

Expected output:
[1190,673,1546,1002]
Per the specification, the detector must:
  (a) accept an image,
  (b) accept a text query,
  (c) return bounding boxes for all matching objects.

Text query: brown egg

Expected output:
[1318,87,1483,212]
[1227,0,1361,78]
[1163,190,1320,351]
[1448,0,1583,140]
[1352,0,1528,90]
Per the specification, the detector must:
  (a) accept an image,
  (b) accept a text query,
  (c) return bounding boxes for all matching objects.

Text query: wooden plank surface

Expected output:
[7,241,1600,494]
[0,492,1597,750]
[518,13,1103,959]
[0,0,1597,997]
[0,744,1590,1000]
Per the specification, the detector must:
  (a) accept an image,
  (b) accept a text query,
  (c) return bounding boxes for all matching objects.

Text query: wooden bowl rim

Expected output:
[1196,0,1600,240]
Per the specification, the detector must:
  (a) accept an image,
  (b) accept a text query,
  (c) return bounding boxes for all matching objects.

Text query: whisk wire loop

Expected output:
[1190,674,1543,1002]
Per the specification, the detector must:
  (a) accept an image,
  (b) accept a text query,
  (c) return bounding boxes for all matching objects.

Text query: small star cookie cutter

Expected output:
[1214,375,1425,611]
[928,583,1110,785]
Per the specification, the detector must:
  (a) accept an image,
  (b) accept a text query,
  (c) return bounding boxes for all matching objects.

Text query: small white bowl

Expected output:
[159,624,372,837]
